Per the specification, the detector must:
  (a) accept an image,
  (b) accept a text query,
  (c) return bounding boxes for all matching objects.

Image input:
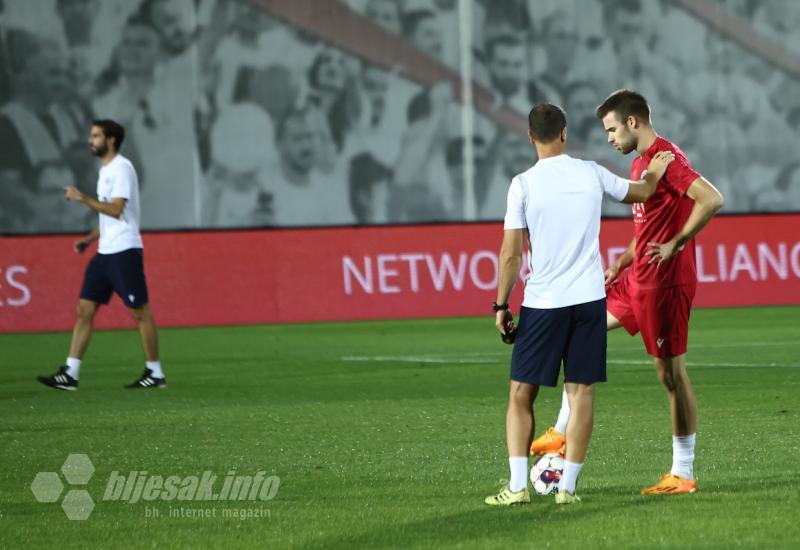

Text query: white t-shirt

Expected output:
[271,170,354,227]
[503,154,629,309]
[97,155,143,254]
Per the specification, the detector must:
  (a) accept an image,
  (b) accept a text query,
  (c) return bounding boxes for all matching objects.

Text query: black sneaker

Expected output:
[125,368,166,389]
[37,366,78,391]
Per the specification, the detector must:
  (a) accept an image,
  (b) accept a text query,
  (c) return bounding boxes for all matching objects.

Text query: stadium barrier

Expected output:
[1,214,799,333]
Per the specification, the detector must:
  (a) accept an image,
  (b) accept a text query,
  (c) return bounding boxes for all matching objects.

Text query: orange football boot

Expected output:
[529,427,566,456]
[641,473,698,495]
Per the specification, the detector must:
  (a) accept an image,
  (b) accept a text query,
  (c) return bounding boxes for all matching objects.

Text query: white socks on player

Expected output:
[63,358,164,381]
[555,389,571,435]
[509,456,528,492]
[65,357,81,380]
[558,460,583,494]
[146,360,164,379]
[671,434,696,480]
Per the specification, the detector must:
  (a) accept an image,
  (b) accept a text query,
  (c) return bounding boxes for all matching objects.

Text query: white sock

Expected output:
[65,357,81,380]
[558,460,583,494]
[508,456,528,492]
[671,434,696,480]
[554,389,570,435]
[146,360,164,378]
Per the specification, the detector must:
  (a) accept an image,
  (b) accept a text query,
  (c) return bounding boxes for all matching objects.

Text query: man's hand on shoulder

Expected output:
[646,151,674,181]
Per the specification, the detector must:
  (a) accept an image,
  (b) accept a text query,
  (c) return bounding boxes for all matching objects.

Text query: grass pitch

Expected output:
[1,306,799,549]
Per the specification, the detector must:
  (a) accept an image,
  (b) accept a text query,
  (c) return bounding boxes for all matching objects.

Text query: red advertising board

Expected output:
[1,214,799,333]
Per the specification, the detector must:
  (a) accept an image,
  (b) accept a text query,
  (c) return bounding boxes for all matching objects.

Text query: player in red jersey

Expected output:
[531,90,724,495]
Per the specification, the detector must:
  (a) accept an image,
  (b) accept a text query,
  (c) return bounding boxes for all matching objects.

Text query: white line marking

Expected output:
[619,340,800,351]
[346,340,800,360]
[607,359,799,368]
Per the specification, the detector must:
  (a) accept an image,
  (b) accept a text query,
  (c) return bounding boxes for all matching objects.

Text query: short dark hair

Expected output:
[528,104,567,143]
[595,89,651,124]
[401,9,436,36]
[92,119,125,150]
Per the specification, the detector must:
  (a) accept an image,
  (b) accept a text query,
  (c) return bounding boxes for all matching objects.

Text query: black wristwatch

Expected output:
[492,302,509,312]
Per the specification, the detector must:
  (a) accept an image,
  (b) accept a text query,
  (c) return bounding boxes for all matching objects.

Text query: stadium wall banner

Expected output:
[1,214,799,333]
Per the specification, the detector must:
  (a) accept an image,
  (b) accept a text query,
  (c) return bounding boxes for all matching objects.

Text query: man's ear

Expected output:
[561,127,568,143]
[527,129,535,145]
[627,115,639,130]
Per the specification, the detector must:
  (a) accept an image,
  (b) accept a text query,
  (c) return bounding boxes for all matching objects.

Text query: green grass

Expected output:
[1,306,799,549]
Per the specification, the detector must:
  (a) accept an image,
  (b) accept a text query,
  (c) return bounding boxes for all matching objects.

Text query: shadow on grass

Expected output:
[304,474,798,549]
[302,497,656,549]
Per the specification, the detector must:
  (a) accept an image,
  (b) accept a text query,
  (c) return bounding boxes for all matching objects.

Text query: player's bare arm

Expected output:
[64,186,127,219]
[646,177,724,266]
[393,82,453,187]
[604,237,636,285]
[74,226,100,254]
[495,228,524,336]
[621,151,674,204]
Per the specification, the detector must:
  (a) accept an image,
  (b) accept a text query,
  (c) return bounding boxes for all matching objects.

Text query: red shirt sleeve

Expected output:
[663,152,701,196]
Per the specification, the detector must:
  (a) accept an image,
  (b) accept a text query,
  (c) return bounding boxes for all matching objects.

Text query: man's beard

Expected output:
[615,132,638,155]
[619,139,637,155]
[91,143,108,157]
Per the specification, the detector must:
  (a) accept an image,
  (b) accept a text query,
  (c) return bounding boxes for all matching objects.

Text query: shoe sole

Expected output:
[641,487,697,495]
[37,379,77,391]
[485,500,530,506]
[530,443,566,456]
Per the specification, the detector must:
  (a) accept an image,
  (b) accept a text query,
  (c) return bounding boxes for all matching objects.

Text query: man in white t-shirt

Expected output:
[271,108,353,226]
[37,120,166,391]
[485,104,673,506]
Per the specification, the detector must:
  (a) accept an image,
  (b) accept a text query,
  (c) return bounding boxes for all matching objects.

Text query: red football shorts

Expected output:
[606,270,696,358]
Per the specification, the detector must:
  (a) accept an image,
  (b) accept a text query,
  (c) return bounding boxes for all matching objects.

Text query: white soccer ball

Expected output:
[530,453,564,495]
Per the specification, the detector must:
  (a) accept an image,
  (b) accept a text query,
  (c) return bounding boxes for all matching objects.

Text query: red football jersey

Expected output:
[628,137,701,290]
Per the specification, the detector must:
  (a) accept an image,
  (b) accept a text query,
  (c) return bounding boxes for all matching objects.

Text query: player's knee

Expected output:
[655,364,685,393]
[75,302,96,321]
[565,383,594,404]
[574,383,594,397]
[129,307,149,324]
[657,369,676,392]
[508,382,536,407]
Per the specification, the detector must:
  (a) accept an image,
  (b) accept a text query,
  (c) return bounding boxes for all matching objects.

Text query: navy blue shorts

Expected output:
[80,248,149,309]
[510,298,606,386]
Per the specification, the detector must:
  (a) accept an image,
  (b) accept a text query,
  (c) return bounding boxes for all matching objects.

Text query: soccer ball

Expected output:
[530,453,564,495]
